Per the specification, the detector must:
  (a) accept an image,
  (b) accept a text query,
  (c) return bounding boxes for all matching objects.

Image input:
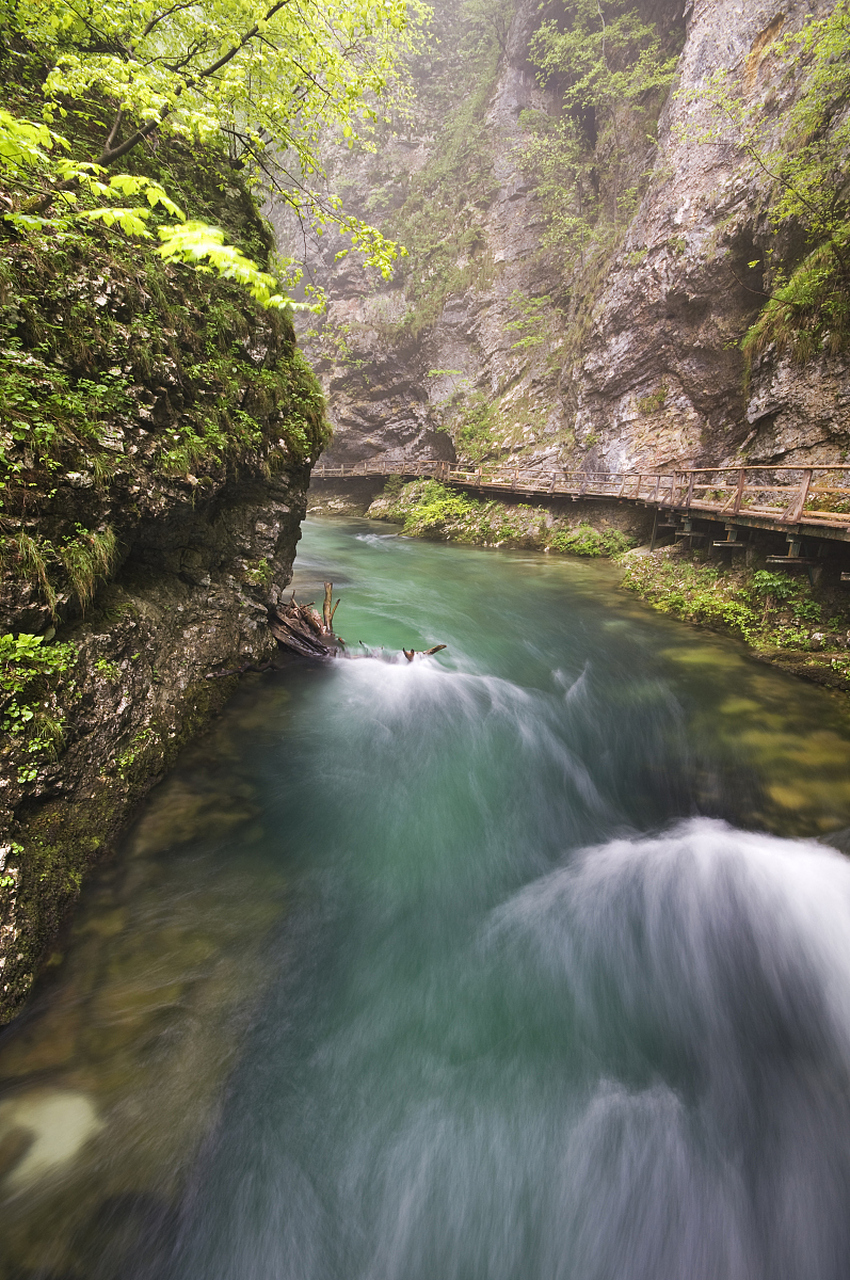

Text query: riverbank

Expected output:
[622,543,850,695]
[365,478,648,556]
[0,76,327,1024]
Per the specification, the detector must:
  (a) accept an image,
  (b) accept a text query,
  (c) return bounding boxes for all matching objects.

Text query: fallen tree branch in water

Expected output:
[402,645,447,662]
[268,584,446,663]
[268,582,346,659]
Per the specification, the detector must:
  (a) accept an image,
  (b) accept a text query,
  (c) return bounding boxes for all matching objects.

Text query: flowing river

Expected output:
[4,517,850,1280]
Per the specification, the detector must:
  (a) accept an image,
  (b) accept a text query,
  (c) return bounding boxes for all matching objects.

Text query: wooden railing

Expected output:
[311,460,850,529]
[312,459,446,479]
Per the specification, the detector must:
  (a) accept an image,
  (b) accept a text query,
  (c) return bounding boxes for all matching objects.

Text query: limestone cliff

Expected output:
[578,0,848,472]
[286,0,847,477]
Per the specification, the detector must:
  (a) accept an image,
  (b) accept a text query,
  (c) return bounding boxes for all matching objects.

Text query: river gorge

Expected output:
[3,0,850,1271]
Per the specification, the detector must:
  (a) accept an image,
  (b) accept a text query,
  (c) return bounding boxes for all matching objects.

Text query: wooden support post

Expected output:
[685,473,695,509]
[782,469,813,523]
[732,468,745,515]
[649,508,659,552]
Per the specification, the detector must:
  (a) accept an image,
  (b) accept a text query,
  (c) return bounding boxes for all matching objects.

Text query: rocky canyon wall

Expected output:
[0,140,325,1023]
[278,0,847,477]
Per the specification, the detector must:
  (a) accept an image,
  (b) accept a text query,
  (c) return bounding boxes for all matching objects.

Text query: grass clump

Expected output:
[3,525,117,616]
[8,532,57,615]
[0,632,79,783]
[742,238,850,378]
[636,385,668,415]
[57,527,117,609]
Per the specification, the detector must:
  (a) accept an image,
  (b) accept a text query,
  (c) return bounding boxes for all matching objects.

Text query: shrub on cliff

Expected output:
[519,1,682,277]
[1,0,428,297]
[681,3,850,368]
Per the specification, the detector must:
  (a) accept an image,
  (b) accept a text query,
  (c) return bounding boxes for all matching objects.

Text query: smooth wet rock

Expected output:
[0,1091,103,1192]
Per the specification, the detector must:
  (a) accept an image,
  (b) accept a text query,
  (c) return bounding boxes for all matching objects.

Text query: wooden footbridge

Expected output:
[312,458,850,550]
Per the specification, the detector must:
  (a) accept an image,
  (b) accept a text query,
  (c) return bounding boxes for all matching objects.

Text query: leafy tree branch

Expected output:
[2,0,429,300]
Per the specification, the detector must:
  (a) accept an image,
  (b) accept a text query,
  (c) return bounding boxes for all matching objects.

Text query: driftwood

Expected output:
[268,583,446,664]
[402,645,447,662]
[267,582,346,660]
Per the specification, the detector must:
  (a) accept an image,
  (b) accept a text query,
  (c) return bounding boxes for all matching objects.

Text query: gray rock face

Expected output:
[276,0,848,475]
[0,455,309,1023]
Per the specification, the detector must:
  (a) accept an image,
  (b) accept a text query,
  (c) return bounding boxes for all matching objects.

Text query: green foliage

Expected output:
[519,0,681,274]
[750,570,798,603]
[741,237,850,369]
[0,632,78,781]
[384,1,508,337]
[0,107,306,310]
[623,556,762,639]
[624,553,840,651]
[245,558,274,587]
[504,291,554,351]
[157,222,295,311]
[452,394,501,463]
[57,526,117,609]
[636,385,668,414]
[2,525,117,614]
[529,1,680,117]
[375,480,636,555]
[0,340,131,475]
[4,0,428,295]
[114,727,156,781]
[382,475,408,498]
[0,152,330,544]
[7,532,57,615]
[768,5,850,254]
[93,656,120,682]
[387,480,480,537]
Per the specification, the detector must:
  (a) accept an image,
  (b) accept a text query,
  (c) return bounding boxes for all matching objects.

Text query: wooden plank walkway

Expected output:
[312,459,850,541]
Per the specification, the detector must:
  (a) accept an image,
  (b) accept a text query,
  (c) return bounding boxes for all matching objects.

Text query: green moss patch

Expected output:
[622,546,850,691]
[368,480,635,556]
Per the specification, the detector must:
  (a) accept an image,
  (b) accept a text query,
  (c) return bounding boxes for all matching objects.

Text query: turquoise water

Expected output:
[3,518,850,1278]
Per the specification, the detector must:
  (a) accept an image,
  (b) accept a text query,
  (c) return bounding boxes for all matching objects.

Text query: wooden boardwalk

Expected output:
[312,459,850,542]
